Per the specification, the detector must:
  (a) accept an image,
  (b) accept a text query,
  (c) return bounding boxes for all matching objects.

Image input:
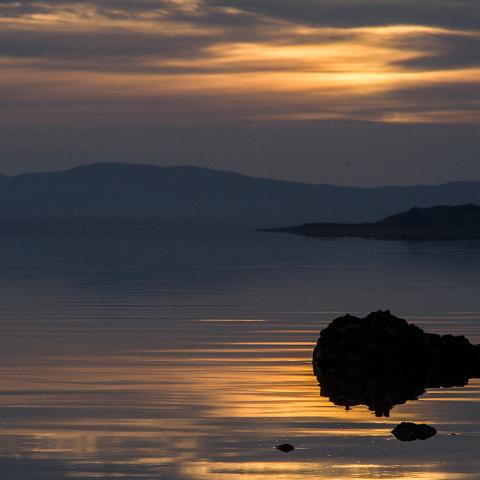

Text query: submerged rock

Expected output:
[392,422,437,441]
[275,444,295,452]
[313,310,480,416]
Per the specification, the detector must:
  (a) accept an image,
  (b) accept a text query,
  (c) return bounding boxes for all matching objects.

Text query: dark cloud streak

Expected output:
[207,0,480,29]
[2,0,480,29]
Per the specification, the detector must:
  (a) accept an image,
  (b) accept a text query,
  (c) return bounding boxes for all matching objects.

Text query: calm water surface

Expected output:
[0,232,479,479]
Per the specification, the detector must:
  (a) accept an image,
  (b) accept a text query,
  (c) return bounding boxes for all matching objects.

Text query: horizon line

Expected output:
[2,161,479,190]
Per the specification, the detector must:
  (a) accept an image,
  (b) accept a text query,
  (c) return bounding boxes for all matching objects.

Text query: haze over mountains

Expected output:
[1,163,480,231]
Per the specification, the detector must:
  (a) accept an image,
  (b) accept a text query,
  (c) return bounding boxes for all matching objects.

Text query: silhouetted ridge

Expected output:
[55,163,252,180]
[267,204,480,239]
[376,204,480,227]
[2,163,480,234]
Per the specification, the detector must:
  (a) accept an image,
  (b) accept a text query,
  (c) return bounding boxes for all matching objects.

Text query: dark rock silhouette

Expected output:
[392,422,437,441]
[275,444,295,452]
[313,310,480,416]
[266,204,480,239]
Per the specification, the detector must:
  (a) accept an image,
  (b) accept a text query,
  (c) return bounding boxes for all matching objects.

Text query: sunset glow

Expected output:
[0,0,479,183]
[1,0,479,127]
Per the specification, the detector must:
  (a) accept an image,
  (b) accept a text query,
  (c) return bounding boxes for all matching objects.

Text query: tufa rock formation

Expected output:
[392,422,437,441]
[275,444,295,452]
[313,310,480,417]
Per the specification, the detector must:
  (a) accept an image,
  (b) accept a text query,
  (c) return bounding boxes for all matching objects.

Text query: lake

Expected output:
[0,231,479,479]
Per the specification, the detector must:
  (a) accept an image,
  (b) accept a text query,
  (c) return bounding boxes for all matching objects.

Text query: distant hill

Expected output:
[1,163,480,232]
[266,204,480,239]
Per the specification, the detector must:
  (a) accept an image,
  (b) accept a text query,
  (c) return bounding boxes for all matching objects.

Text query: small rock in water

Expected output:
[275,443,295,452]
[392,422,437,441]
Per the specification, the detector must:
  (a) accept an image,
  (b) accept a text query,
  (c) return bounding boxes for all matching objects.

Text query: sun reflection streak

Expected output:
[0,330,479,479]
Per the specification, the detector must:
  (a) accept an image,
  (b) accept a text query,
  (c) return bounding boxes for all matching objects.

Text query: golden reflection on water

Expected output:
[0,319,479,479]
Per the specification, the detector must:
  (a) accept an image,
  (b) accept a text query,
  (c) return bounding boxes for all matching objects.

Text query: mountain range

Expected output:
[1,163,480,231]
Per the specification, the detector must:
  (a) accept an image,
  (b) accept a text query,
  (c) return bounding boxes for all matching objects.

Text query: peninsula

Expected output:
[264,204,480,240]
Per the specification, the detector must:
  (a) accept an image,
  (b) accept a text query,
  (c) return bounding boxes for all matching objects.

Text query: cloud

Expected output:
[393,32,480,70]
[0,0,479,181]
[207,0,480,30]
[2,0,479,28]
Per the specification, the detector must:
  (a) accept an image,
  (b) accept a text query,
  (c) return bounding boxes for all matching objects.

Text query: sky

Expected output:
[0,0,479,186]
